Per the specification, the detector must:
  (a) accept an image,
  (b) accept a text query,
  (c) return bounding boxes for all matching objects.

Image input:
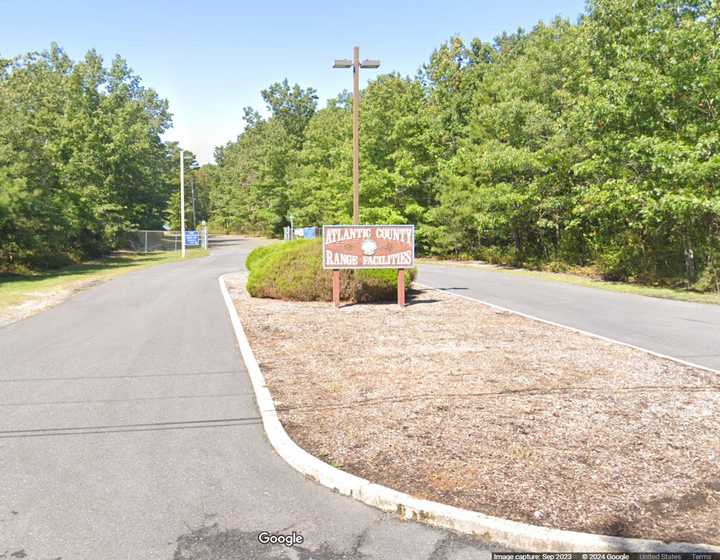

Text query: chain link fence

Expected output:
[117,230,208,253]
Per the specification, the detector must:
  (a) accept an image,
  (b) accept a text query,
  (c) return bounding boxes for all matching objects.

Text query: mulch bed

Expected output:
[226,273,720,545]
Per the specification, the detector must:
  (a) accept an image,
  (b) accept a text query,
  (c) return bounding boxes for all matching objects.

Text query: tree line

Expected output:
[0,44,207,271]
[208,0,720,290]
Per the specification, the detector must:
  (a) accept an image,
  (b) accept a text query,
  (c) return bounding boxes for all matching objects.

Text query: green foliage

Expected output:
[246,240,416,302]
[210,116,294,236]
[245,244,278,272]
[5,5,720,294]
[0,44,174,270]
[261,80,318,144]
[206,1,720,292]
[358,74,440,222]
[287,102,353,226]
[207,80,319,236]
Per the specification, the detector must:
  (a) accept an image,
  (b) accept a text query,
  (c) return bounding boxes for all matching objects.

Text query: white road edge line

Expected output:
[218,273,720,553]
[413,282,719,376]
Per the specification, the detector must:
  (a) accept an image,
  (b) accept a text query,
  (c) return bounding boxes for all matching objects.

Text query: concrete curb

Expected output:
[414,282,719,376]
[218,273,720,553]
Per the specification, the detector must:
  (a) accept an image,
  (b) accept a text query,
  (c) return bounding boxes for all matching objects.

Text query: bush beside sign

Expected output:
[322,225,415,270]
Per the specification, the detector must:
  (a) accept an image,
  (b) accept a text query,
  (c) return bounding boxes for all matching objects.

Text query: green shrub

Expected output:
[245,243,281,272]
[246,239,417,302]
[693,261,720,293]
[477,246,516,267]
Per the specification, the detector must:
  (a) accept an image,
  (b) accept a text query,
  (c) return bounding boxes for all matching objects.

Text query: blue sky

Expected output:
[1,0,586,164]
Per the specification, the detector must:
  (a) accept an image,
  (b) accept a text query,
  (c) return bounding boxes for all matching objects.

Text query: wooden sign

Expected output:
[322,225,415,269]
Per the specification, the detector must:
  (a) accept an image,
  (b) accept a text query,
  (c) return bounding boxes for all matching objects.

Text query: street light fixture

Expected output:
[333,46,380,224]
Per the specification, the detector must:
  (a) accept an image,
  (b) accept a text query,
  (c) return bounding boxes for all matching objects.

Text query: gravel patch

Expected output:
[226,273,720,545]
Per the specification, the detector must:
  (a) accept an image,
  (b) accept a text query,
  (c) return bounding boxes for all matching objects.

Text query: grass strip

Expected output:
[0,249,208,312]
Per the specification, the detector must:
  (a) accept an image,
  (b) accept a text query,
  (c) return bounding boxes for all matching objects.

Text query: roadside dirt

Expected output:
[226,273,720,545]
[0,279,101,328]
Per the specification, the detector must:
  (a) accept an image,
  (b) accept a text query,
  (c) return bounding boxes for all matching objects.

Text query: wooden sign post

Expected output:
[397,269,405,307]
[332,269,341,307]
[322,225,415,307]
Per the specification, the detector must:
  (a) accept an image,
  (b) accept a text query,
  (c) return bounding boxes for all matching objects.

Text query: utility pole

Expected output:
[352,46,360,225]
[333,48,380,225]
[180,149,186,258]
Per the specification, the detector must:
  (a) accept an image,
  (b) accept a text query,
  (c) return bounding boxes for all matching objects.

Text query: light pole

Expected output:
[190,176,197,230]
[333,47,380,225]
[180,149,186,258]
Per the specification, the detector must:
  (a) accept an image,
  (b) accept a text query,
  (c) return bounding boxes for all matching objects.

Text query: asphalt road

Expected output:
[0,238,501,560]
[418,263,720,371]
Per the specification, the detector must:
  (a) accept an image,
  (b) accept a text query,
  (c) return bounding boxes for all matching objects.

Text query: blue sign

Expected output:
[184,231,200,246]
[303,227,316,239]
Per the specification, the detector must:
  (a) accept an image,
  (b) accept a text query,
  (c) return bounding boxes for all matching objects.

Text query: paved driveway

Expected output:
[418,264,720,371]
[0,238,499,560]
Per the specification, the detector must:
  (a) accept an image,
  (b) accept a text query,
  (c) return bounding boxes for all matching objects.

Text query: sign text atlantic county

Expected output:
[322,225,415,269]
